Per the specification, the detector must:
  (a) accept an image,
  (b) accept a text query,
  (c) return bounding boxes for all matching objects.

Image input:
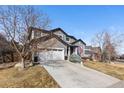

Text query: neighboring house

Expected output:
[83,46,101,61]
[84,46,92,58]
[29,27,86,62]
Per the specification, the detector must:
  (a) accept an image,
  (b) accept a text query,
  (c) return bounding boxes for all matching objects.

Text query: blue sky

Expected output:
[38,6,124,42]
[1,5,124,54]
[37,5,124,54]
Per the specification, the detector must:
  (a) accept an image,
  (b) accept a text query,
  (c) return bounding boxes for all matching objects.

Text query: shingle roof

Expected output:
[29,27,78,41]
[50,28,77,40]
[29,27,86,46]
[71,39,86,45]
[28,27,50,40]
[30,33,70,46]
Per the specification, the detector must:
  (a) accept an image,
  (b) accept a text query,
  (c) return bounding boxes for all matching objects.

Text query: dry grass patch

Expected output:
[84,61,124,80]
[0,65,60,88]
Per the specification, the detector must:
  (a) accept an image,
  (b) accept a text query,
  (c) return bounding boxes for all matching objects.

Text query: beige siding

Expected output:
[53,30,66,41]
[69,37,76,43]
[41,32,48,37]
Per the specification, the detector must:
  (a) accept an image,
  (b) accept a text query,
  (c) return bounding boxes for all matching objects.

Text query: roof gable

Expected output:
[28,27,50,40]
[71,39,86,45]
[50,28,68,36]
[50,28,77,41]
[29,27,86,46]
[31,34,70,46]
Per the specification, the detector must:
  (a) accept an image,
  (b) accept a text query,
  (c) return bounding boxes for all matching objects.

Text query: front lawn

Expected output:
[0,65,60,88]
[84,61,124,80]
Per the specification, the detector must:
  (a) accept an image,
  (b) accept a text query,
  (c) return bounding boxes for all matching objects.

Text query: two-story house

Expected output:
[29,27,86,62]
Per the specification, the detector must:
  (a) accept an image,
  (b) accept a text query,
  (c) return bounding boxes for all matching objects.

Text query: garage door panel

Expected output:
[39,51,47,61]
[53,50,64,60]
[39,48,64,61]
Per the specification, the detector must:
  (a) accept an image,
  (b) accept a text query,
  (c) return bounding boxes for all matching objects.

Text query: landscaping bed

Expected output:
[0,65,60,88]
[84,61,124,80]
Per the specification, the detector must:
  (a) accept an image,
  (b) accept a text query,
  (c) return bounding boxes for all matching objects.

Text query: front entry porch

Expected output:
[70,46,78,55]
[67,45,83,60]
[67,46,78,60]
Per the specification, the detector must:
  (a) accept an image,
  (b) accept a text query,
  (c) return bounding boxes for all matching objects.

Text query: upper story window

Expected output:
[33,31,41,38]
[66,36,70,41]
[57,34,63,39]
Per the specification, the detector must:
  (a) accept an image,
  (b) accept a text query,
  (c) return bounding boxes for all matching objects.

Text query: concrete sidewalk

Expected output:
[108,81,124,88]
[41,61,120,88]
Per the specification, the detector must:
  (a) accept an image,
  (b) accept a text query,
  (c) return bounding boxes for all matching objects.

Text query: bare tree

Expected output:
[0,6,50,68]
[92,31,124,62]
[91,31,105,62]
[103,32,116,62]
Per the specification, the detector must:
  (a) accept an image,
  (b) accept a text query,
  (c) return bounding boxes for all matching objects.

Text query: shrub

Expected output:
[69,53,82,63]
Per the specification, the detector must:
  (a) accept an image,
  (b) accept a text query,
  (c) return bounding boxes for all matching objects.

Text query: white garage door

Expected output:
[39,48,64,61]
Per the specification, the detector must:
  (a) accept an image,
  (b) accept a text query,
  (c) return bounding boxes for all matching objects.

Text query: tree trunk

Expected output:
[108,53,111,63]
[20,58,25,69]
[101,54,104,62]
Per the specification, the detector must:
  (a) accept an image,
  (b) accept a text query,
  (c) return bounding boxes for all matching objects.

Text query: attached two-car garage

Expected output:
[32,35,68,62]
[38,48,64,61]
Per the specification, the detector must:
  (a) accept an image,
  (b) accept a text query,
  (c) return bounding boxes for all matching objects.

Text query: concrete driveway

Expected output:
[41,61,120,88]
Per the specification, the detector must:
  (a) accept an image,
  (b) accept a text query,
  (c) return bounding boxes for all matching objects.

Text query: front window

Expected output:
[66,37,70,41]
